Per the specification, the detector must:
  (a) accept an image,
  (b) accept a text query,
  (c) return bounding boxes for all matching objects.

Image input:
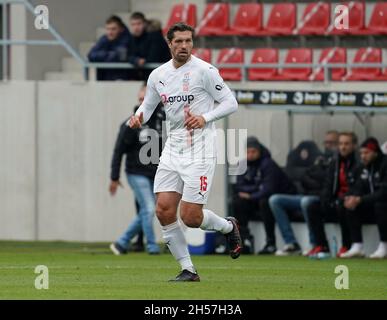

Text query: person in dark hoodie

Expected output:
[88,16,131,81]
[233,137,297,255]
[341,137,387,259]
[109,84,165,255]
[269,130,338,256]
[307,132,359,259]
[126,12,170,80]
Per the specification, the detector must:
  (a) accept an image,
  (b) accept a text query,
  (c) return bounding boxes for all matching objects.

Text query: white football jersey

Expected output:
[136,54,235,158]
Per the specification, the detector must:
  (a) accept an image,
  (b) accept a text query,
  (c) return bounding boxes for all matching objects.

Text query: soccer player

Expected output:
[128,22,242,281]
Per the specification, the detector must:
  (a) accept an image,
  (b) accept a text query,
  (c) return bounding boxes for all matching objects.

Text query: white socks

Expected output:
[200,209,233,234]
[161,220,195,273]
[161,210,232,273]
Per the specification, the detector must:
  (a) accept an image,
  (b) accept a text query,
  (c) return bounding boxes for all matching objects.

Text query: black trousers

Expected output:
[307,201,351,249]
[233,196,275,245]
[346,202,387,243]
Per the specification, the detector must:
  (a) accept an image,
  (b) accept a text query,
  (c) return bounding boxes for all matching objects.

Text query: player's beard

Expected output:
[174,51,190,64]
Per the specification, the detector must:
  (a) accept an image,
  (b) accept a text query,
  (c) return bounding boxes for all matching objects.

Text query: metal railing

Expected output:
[1,0,387,82]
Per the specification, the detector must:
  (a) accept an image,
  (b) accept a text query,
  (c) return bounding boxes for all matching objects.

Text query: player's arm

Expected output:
[202,67,238,123]
[127,75,161,128]
[185,67,238,130]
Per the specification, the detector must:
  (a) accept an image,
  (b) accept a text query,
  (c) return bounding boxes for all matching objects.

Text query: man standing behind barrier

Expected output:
[109,84,165,255]
[88,16,131,81]
[127,12,170,80]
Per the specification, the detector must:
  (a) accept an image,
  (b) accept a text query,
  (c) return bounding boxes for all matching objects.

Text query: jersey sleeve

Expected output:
[133,72,161,124]
[202,66,233,102]
[201,66,238,123]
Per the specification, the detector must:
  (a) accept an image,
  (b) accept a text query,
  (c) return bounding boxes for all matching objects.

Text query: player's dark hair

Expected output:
[167,22,195,42]
[105,15,125,28]
[130,12,146,21]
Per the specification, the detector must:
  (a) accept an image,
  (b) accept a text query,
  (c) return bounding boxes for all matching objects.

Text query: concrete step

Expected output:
[45,71,84,81]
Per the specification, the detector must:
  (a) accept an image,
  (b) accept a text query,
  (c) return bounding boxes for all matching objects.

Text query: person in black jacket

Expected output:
[269,131,338,256]
[126,12,170,80]
[109,84,165,255]
[341,137,387,259]
[88,16,131,81]
[307,132,359,259]
[233,137,297,254]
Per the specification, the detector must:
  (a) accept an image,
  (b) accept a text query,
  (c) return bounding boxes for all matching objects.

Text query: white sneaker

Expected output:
[340,246,365,259]
[369,245,387,259]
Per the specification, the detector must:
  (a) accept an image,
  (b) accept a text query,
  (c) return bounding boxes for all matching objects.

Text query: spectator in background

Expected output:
[342,137,387,259]
[233,137,297,255]
[88,15,131,81]
[109,84,165,255]
[307,132,359,259]
[269,130,339,256]
[127,12,170,80]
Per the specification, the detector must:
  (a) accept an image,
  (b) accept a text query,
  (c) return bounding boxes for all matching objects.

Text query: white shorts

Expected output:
[154,154,216,205]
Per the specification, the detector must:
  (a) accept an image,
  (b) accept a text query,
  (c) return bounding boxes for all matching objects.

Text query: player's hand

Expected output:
[127,112,143,129]
[184,111,206,130]
[109,180,123,196]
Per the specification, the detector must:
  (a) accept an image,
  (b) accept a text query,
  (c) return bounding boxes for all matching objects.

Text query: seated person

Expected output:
[342,137,387,259]
[88,15,131,81]
[126,12,170,80]
[269,130,338,256]
[307,132,360,259]
[233,137,297,255]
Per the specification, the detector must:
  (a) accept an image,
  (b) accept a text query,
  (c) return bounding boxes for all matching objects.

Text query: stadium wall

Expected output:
[9,0,130,80]
[0,81,386,242]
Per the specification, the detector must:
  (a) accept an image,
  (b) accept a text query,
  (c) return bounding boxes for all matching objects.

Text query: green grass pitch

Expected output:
[0,241,386,300]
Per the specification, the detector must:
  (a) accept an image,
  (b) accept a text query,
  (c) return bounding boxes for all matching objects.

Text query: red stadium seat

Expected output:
[217,48,244,81]
[248,49,279,80]
[327,1,365,35]
[365,2,387,35]
[228,3,263,36]
[344,47,382,81]
[265,3,296,35]
[279,48,313,80]
[295,2,330,35]
[310,48,347,81]
[376,68,387,81]
[192,48,212,63]
[163,4,197,34]
[196,3,230,36]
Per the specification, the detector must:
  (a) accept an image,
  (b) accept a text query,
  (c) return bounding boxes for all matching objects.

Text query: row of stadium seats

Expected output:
[192,47,387,81]
[164,2,387,36]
